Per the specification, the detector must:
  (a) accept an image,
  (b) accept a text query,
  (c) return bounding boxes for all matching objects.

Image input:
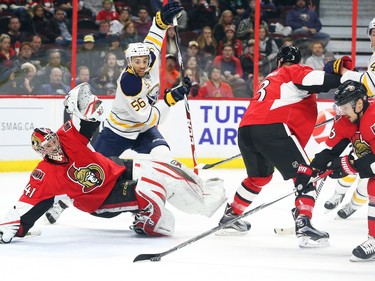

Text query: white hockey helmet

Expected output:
[368,17,375,37]
[125,43,151,70]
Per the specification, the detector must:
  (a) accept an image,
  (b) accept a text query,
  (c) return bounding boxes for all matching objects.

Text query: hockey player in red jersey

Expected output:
[0,83,225,243]
[296,80,375,261]
[217,45,348,247]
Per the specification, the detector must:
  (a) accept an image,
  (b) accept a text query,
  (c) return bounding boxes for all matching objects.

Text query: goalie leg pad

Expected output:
[133,165,175,236]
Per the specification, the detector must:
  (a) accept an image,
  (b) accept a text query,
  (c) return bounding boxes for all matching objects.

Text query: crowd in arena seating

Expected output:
[0,0,330,98]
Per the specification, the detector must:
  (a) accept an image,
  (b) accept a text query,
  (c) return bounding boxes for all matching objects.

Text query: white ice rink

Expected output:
[0,169,374,281]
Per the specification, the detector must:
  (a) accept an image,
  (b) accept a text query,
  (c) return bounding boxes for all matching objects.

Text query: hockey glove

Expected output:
[295,164,316,196]
[0,208,21,244]
[155,1,183,29]
[323,56,352,74]
[64,82,105,122]
[164,76,191,106]
[327,155,357,178]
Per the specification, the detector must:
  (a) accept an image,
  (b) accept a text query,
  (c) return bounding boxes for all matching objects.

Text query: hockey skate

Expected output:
[216,203,251,236]
[337,202,357,219]
[295,215,329,248]
[350,236,375,262]
[324,192,344,210]
[45,200,69,224]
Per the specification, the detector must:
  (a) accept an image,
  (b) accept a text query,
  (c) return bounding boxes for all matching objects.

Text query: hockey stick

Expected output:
[133,170,331,262]
[134,189,294,262]
[194,118,336,170]
[273,174,329,235]
[173,17,199,174]
[194,153,242,170]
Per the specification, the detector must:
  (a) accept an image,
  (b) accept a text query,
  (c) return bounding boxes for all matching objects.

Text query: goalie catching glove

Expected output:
[155,0,183,29]
[324,55,352,74]
[64,82,105,122]
[164,76,192,106]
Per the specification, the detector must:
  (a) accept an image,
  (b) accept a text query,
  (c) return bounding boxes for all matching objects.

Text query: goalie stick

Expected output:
[194,118,335,170]
[133,170,331,263]
[273,175,329,235]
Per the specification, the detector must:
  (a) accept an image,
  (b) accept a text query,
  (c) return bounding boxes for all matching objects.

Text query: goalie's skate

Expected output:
[324,192,344,210]
[216,203,251,236]
[295,215,329,248]
[337,202,357,219]
[45,200,69,224]
[350,236,375,262]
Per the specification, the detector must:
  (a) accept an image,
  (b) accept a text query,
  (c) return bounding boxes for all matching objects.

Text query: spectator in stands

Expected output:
[188,0,218,32]
[186,56,208,87]
[75,65,99,94]
[36,50,71,85]
[133,6,152,40]
[303,40,325,69]
[165,54,181,90]
[77,35,101,79]
[217,24,243,58]
[94,52,121,95]
[16,42,37,68]
[182,40,204,69]
[7,16,29,50]
[240,39,270,80]
[258,24,279,71]
[95,0,119,25]
[38,67,70,95]
[174,0,188,31]
[103,34,125,67]
[120,21,140,50]
[24,4,51,44]
[285,0,330,47]
[15,62,38,95]
[166,26,179,59]
[0,34,17,86]
[213,43,246,97]
[55,0,73,18]
[46,8,72,47]
[184,68,200,98]
[246,72,265,98]
[218,0,248,22]
[94,20,112,51]
[198,66,234,98]
[84,0,112,17]
[110,6,133,35]
[213,10,235,43]
[281,36,294,46]
[29,35,47,67]
[196,26,218,71]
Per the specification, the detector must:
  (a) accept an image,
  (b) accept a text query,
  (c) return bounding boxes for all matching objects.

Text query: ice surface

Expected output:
[0,169,374,281]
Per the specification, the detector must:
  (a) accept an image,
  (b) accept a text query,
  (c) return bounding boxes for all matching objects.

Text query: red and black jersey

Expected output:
[240,64,320,147]
[20,121,126,213]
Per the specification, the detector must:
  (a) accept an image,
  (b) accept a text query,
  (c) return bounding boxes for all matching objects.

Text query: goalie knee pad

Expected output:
[133,165,174,236]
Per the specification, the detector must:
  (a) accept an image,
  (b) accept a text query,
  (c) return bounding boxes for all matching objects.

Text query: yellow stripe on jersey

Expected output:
[145,35,162,48]
[362,75,374,97]
[109,112,158,128]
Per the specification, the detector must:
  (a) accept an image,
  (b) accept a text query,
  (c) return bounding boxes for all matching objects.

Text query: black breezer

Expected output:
[238,123,308,180]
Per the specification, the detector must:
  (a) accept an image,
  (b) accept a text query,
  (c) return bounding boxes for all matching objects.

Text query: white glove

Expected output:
[64,82,105,122]
[0,208,21,243]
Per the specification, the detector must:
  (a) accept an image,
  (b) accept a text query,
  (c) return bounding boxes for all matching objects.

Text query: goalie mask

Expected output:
[31,128,66,162]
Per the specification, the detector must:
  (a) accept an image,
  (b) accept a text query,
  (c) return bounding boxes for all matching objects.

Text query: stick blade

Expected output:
[133,253,162,263]
[194,163,209,170]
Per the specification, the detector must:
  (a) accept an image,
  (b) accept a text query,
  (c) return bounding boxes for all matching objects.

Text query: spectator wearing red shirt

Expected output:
[213,43,245,97]
[95,0,119,25]
[165,54,180,91]
[198,66,234,98]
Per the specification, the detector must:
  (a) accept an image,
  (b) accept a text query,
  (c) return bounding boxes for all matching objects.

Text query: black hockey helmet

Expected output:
[276,45,301,66]
[334,80,368,106]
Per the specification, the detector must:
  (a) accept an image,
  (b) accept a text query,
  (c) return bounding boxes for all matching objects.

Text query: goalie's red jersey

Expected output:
[19,121,126,213]
[240,64,318,147]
